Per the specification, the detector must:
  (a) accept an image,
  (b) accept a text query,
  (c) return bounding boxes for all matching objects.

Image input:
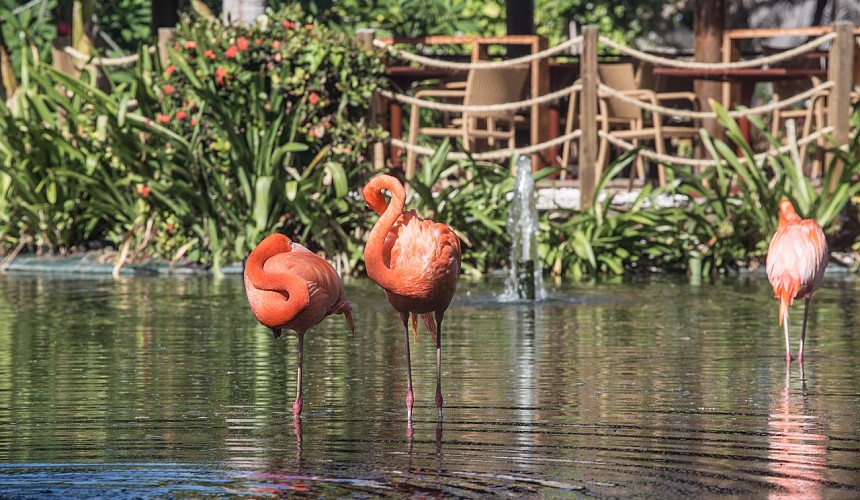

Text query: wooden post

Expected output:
[531,35,550,170]
[157,27,175,66]
[694,0,724,142]
[579,26,598,210]
[357,29,385,171]
[827,21,854,191]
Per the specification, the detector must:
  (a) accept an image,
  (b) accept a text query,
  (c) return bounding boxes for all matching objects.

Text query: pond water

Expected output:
[0,272,859,498]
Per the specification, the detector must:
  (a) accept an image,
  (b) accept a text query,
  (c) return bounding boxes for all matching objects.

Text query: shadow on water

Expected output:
[0,273,859,497]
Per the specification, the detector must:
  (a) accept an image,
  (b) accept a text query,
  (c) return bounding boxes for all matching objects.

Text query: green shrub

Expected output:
[151,5,387,273]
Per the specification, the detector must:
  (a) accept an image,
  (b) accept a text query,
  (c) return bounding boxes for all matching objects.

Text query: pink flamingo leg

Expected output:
[293,333,304,416]
[435,316,443,420]
[402,313,414,423]
[798,297,811,364]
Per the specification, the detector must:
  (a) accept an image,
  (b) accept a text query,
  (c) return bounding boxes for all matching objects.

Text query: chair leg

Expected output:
[654,134,667,187]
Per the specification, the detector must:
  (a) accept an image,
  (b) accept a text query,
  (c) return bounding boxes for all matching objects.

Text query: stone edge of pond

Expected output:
[2,254,243,277]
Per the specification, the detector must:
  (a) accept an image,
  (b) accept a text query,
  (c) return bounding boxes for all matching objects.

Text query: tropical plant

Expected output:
[663,102,860,275]
[155,5,387,273]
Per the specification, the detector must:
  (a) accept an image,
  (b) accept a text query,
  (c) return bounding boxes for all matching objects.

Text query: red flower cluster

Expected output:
[225,45,238,59]
[237,37,249,51]
[164,84,174,95]
[308,92,320,105]
[215,67,228,85]
[282,20,296,29]
[204,50,216,60]
[156,114,170,124]
[165,65,176,77]
[184,41,196,50]
[137,185,151,197]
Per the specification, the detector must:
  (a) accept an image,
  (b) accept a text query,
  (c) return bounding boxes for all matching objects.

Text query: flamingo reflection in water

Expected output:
[766,368,826,499]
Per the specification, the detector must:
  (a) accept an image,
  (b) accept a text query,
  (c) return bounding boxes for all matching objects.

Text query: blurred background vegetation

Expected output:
[0,0,858,281]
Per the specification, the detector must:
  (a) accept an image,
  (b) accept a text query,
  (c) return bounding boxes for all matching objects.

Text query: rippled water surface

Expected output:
[1,272,859,498]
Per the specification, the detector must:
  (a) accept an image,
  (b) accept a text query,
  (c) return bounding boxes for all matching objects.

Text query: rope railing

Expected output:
[597,81,835,120]
[599,33,837,70]
[373,36,583,70]
[598,126,835,168]
[63,46,142,67]
[377,84,582,113]
[372,26,851,184]
[391,129,582,161]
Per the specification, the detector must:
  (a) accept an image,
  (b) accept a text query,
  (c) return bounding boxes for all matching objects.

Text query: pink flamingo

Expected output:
[766,200,828,364]
[363,174,461,422]
[244,234,354,416]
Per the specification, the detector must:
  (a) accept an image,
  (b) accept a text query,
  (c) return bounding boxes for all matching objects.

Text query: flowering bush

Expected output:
[148,5,388,273]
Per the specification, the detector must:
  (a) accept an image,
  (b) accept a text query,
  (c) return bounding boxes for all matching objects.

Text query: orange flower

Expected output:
[137,185,151,197]
[225,45,238,59]
[184,40,196,50]
[190,118,198,126]
[176,110,188,120]
[215,67,227,85]
[255,38,262,46]
[308,92,320,105]
[272,40,281,50]
[204,49,216,59]
[165,65,176,76]
[156,114,170,124]
[237,37,249,51]
[164,84,174,95]
[282,20,296,29]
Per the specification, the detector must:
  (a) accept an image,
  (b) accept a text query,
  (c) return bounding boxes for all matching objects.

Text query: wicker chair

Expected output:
[405,65,530,179]
[562,62,700,186]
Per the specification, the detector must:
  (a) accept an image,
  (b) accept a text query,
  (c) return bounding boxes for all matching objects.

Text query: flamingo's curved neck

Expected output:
[364,175,406,291]
[246,234,310,325]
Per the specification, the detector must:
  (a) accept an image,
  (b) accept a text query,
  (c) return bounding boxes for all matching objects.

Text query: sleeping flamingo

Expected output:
[363,174,461,422]
[244,234,354,416]
[766,200,828,364]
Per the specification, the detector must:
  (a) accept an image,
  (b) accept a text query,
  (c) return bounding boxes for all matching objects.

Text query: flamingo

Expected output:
[244,234,355,416]
[362,174,461,422]
[766,200,828,364]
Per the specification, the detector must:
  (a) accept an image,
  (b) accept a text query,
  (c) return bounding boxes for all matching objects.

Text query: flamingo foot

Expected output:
[293,396,303,416]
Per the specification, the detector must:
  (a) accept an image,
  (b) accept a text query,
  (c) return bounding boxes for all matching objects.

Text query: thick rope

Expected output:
[391,129,582,161]
[597,81,834,119]
[63,46,141,67]
[373,36,583,69]
[598,126,835,167]
[377,84,582,113]
[599,33,836,70]
[12,0,46,14]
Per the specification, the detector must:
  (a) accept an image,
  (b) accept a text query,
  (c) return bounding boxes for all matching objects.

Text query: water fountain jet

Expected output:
[504,156,545,301]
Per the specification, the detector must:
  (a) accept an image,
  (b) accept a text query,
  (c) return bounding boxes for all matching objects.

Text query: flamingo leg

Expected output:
[783,312,792,364]
[293,333,304,416]
[435,316,443,420]
[401,312,414,423]
[799,297,811,364]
